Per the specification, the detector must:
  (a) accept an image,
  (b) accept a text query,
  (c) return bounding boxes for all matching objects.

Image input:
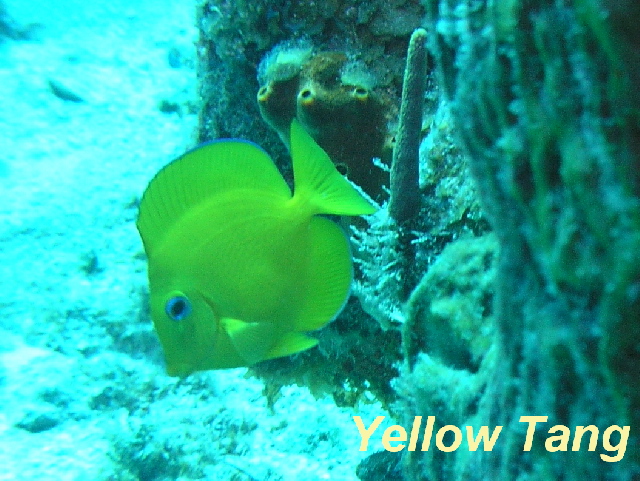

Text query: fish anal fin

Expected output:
[264,332,318,360]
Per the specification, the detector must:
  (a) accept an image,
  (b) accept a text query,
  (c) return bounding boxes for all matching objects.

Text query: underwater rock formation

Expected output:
[196,0,425,170]
[196,0,426,407]
[396,0,640,480]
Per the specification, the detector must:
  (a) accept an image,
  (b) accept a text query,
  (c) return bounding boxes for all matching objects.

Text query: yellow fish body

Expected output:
[136,121,376,376]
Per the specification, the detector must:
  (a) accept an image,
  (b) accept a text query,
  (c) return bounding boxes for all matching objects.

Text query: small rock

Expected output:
[356,450,403,481]
[48,78,85,103]
[158,98,181,114]
[167,46,182,69]
[16,407,61,433]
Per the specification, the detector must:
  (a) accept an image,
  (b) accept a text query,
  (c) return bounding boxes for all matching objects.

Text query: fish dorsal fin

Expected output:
[289,120,377,216]
[137,140,291,256]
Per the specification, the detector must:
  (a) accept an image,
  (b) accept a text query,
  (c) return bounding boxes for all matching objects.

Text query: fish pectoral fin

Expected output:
[220,318,276,365]
[264,332,318,360]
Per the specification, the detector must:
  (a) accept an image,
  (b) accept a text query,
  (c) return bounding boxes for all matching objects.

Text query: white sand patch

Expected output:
[0,1,385,479]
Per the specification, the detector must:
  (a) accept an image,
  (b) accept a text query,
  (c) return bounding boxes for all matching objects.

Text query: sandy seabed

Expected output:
[0,1,389,479]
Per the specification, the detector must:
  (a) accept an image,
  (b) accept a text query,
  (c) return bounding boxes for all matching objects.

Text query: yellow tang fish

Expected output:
[136,120,376,376]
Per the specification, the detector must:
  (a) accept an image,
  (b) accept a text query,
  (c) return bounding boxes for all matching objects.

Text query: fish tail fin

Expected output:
[289,120,377,216]
[295,216,352,331]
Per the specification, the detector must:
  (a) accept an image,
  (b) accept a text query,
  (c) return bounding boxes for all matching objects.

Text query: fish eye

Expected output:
[165,295,192,321]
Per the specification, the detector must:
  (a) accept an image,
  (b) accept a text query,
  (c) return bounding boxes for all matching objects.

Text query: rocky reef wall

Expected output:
[404,0,640,479]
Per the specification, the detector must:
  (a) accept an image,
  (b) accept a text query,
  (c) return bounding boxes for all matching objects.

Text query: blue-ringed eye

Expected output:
[165,295,191,321]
